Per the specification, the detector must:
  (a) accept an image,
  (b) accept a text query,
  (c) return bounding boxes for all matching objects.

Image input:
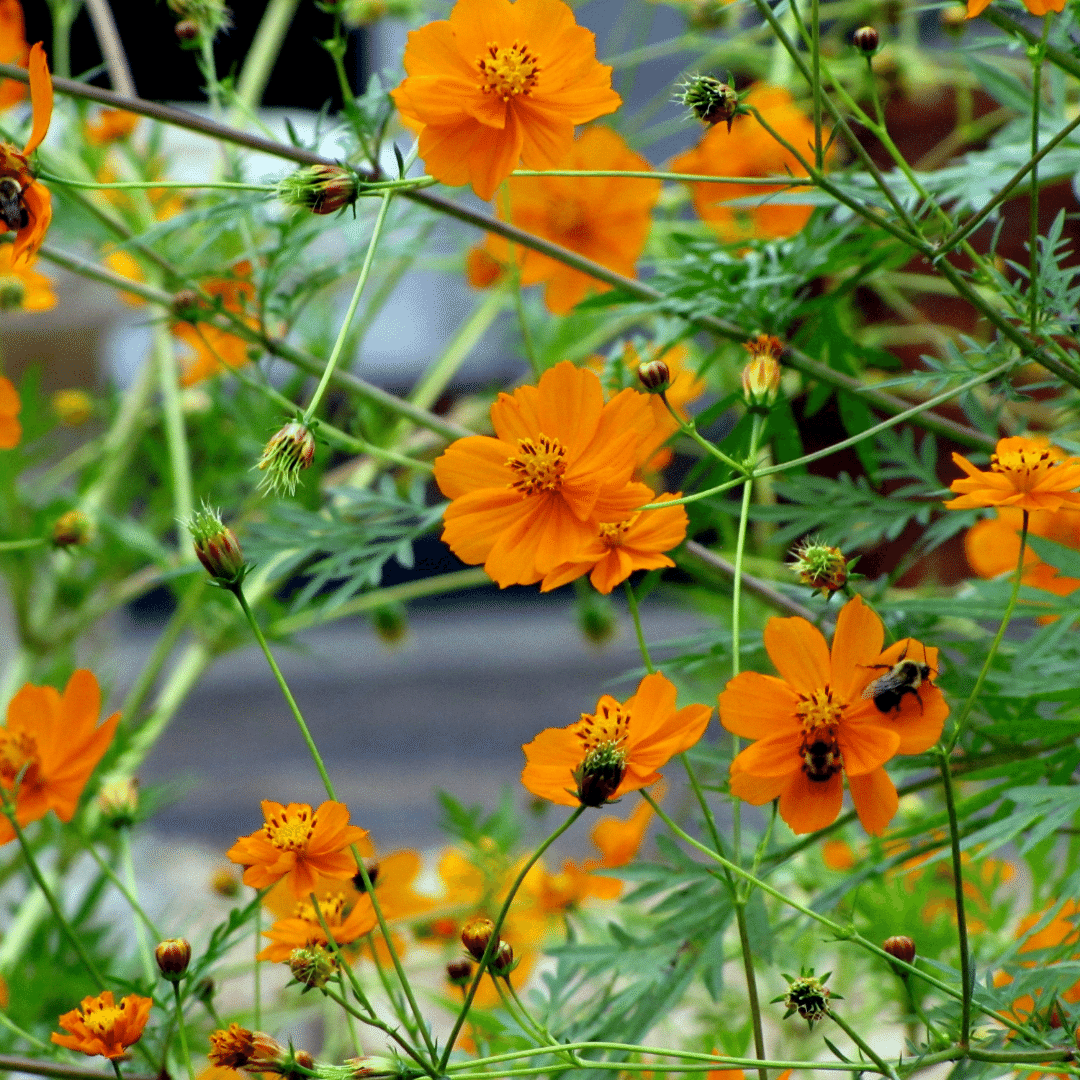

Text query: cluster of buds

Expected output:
[289,945,337,990]
[460,918,516,976]
[573,744,627,807]
[258,420,317,497]
[741,334,783,411]
[277,165,361,217]
[789,537,851,598]
[97,776,139,828]
[155,938,192,982]
[186,504,248,591]
[775,968,836,1029]
[208,1025,315,1077]
[167,0,231,43]
[52,510,93,550]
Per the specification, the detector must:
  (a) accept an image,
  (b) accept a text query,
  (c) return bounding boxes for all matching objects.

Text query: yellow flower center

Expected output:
[508,435,567,496]
[599,516,637,548]
[992,445,1060,490]
[0,729,38,784]
[477,41,540,100]
[795,688,844,783]
[295,892,348,925]
[576,699,631,754]
[264,805,317,852]
[81,999,124,1038]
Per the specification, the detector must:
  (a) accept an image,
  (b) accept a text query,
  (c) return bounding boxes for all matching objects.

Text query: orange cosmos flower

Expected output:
[522,671,711,806]
[173,263,258,385]
[226,800,368,898]
[0,41,51,262]
[946,436,1080,513]
[51,991,153,1059]
[966,0,1061,18]
[474,126,660,313]
[0,243,54,310]
[85,108,139,145]
[0,0,28,110]
[258,888,376,962]
[390,0,621,201]
[0,670,119,844]
[0,373,20,447]
[669,85,823,244]
[720,595,948,836]
[539,494,688,594]
[996,901,1080,1023]
[433,361,658,588]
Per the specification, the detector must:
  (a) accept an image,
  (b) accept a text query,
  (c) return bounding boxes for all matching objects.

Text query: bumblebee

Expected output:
[862,642,935,715]
[801,735,842,782]
[0,177,28,232]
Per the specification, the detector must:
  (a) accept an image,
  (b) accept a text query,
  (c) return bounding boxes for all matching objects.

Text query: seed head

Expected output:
[883,935,916,965]
[777,969,833,1029]
[257,421,317,497]
[852,26,880,54]
[289,945,337,989]
[461,917,497,961]
[155,938,192,980]
[186,504,248,589]
[678,74,741,131]
[277,165,360,216]
[789,537,849,597]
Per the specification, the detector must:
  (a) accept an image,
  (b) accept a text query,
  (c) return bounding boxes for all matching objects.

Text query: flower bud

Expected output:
[289,945,337,989]
[778,969,832,1029]
[194,976,215,1002]
[446,958,474,987]
[461,917,497,961]
[490,939,515,976]
[97,775,139,827]
[52,389,93,426]
[186,504,247,589]
[637,359,671,394]
[352,862,380,893]
[939,5,968,32]
[167,0,231,41]
[290,1050,316,1078]
[574,744,627,807]
[174,18,199,40]
[257,421,317,497]
[883,935,916,965]
[52,510,94,550]
[211,866,241,897]
[346,1056,405,1079]
[741,334,783,409]
[277,165,360,216]
[852,26,880,54]
[172,288,201,319]
[678,75,740,131]
[789,538,849,597]
[371,603,408,646]
[577,592,617,647]
[244,1031,291,1073]
[155,938,192,981]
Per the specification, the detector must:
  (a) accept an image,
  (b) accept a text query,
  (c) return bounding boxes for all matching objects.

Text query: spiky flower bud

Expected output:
[155,938,192,981]
[446,958,474,987]
[186,504,247,589]
[277,165,360,216]
[574,744,627,807]
[289,945,337,989]
[789,538,849,597]
[257,421,317,497]
[52,510,94,549]
[852,26,880,54]
[98,776,139,827]
[777,969,833,1029]
[490,939,516,976]
[461,917,497,962]
[637,359,671,394]
[883,935,916,965]
[52,389,93,426]
[678,74,740,131]
[167,0,231,41]
[741,334,783,409]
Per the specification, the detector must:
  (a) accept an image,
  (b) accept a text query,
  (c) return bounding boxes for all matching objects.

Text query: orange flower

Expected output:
[539,494,688,594]
[521,671,711,806]
[946,436,1080,513]
[102,250,147,307]
[821,839,856,870]
[0,0,28,111]
[669,85,823,243]
[475,126,660,313]
[0,243,54,310]
[51,991,152,1059]
[0,374,20,447]
[258,888,376,962]
[172,263,258,385]
[0,670,119,844]
[967,0,1061,19]
[591,795,655,867]
[226,800,367,898]
[433,361,658,587]
[720,595,948,836]
[391,0,621,201]
[0,41,51,262]
[85,109,139,145]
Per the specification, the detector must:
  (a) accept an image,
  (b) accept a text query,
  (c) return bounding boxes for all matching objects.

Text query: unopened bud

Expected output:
[155,938,192,981]
[371,603,408,646]
[446,958,473,987]
[577,592,617,647]
[186,504,247,589]
[490,939,515,976]
[97,775,139,826]
[174,18,199,40]
[574,744,627,807]
[194,976,215,1003]
[883,935,916,965]
[678,75,740,131]
[789,538,849,597]
[461,917,497,961]
[289,945,337,989]
[741,334,782,409]
[211,866,241,898]
[346,1055,404,1079]
[637,359,671,394]
[939,5,968,31]
[52,510,94,549]
[172,288,200,319]
[779,969,832,1029]
[52,389,93,426]
[257,421,317,497]
[852,26,880,53]
[277,165,360,216]
[290,1051,316,1078]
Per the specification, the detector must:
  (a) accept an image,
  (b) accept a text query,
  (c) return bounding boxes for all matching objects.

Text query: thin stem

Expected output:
[811,0,822,170]
[83,0,136,95]
[233,0,301,113]
[731,415,764,680]
[827,1008,899,1080]
[937,750,972,1047]
[899,972,947,1046]
[624,580,654,674]
[321,986,434,1073]
[337,970,362,1056]
[0,1011,52,1052]
[947,509,1029,750]
[171,982,196,1080]
[118,829,159,984]
[735,904,768,1080]
[302,191,394,425]
[253,900,262,1030]
[306,894,377,1020]
[153,321,194,530]
[1029,17,1051,335]
[662,394,748,475]
[38,176,276,192]
[112,1061,123,1080]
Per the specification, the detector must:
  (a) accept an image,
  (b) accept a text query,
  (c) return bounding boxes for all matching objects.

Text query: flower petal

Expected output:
[830,594,885,703]
[731,729,804,777]
[778,768,844,834]
[763,615,830,696]
[836,720,900,776]
[23,42,51,157]
[719,671,800,740]
[848,767,899,836]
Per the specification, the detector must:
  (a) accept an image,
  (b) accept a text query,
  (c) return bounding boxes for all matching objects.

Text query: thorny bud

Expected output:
[490,939,516,976]
[186,504,248,589]
[211,866,241,898]
[777,969,833,1029]
[52,510,94,549]
[883,935,916,966]
[637,358,671,394]
[97,775,139,827]
[257,421,317,497]
[789,537,849,597]
[155,938,192,981]
[939,5,968,32]
[446,958,474,987]
[289,945,337,989]
[52,389,93,426]
[461,917,497,962]
[574,744,627,807]
[678,74,740,131]
[0,273,25,311]
[852,26,880,54]
[277,165,360,216]
[371,603,408,646]
[741,334,783,410]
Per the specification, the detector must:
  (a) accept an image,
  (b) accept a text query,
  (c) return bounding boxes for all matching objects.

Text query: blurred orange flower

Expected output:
[0,243,54,310]
[0,0,28,110]
[522,671,711,806]
[258,888,376,962]
[720,595,947,836]
[102,249,147,307]
[226,800,367,898]
[472,126,660,313]
[0,374,19,449]
[85,108,139,145]
[0,670,119,843]
[172,263,258,385]
[51,992,152,1058]
[996,901,1080,1022]
[391,0,621,201]
[967,0,1061,19]
[946,436,1080,512]
[433,361,658,588]
[669,84,823,243]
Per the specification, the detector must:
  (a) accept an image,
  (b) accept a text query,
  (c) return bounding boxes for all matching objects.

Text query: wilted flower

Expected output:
[777,969,833,1028]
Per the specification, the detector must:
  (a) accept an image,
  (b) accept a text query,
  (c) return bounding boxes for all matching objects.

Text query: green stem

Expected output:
[321,986,433,1073]
[306,893,376,1020]
[1029,17,1051,335]
[171,982,196,1080]
[661,394,748,475]
[233,0,301,113]
[827,1008,899,1080]
[947,509,1028,750]
[337,970,362,1056]
[624,580,654,674]
[302,191,394,425]
[153,320,194,530]
[899,972,947,1046]
[0,1012,52,1052]
[111,1060,123,1080]
[253,900,262,1030]
[937,750,972,1047]
[731,414,764,680]
[0,539,45,551]
[37,176,275,192]
[735,903,768,1080]
[118,830,160,983]
[811,0,822,170]
[439,807,587,1071]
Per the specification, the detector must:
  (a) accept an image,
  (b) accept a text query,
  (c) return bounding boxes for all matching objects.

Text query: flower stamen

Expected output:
[507,434,567,496]
[477,41,540,100]
[265,805,318,851]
